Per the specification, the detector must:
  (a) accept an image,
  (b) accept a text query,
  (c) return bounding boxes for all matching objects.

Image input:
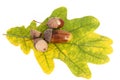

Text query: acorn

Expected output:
[30,30,48,52]
[44,29,72,43]
[34,38,48,52]
[30,29,42,39]
[47,17,64,28]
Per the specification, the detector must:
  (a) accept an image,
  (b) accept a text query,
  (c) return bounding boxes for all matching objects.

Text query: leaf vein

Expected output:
[43,53,50,69]
[54,44,86,74]
[64,43,104,59]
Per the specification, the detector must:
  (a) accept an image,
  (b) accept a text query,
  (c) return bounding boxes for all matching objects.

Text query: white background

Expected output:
[0,0,120,80]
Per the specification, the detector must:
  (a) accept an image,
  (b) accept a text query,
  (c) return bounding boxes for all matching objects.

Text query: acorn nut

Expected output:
[30,29,42,39]
[30,30,48,52]
[47,17,64,28]
[44,29,72,43]
[34,38,48,52]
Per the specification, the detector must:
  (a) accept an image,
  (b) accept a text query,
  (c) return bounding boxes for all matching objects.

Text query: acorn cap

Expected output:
[35,38,48,52]
[44,29,53,43]
[30,29,42,39]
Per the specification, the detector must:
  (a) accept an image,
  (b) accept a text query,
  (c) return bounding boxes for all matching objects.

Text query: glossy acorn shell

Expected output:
[51,30,72,43]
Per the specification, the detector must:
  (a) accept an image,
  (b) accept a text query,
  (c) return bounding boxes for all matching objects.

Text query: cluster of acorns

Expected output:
[30,17,72,52]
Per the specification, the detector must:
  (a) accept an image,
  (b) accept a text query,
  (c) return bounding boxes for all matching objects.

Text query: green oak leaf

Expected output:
[5,7,112,79]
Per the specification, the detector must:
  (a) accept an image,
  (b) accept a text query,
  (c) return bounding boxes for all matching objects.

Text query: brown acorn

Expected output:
[44,29,72,43]
[47,17,64,28]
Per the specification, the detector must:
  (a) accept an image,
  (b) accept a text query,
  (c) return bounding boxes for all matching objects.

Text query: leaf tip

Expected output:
[55,6,67,11]
[82,16,100,30]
